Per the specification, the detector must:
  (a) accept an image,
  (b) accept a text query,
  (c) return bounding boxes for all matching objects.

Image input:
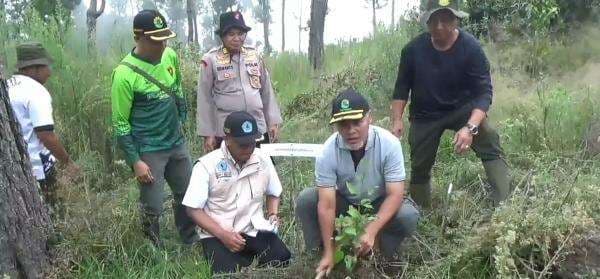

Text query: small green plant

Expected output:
[333,199,377,271]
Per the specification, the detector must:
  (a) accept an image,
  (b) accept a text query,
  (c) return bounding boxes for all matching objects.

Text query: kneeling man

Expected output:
[183,111,291,274]
[296,89,419,275]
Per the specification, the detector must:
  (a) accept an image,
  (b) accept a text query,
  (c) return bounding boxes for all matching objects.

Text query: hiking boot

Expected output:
[409,182,432,209]
[483,158,511,206]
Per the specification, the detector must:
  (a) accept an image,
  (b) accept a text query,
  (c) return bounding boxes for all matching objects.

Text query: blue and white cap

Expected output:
[223,111,261,145]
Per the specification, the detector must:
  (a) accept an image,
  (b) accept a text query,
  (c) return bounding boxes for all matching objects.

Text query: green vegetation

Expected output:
[1,5,600,278]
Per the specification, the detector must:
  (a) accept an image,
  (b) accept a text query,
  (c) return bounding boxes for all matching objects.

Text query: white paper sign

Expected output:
[260,143,324,158]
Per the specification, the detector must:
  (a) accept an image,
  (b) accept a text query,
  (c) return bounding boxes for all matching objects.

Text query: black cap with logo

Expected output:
[329,88,370,124]
[224,111,261,145]
[215,11,252,36]
[133,9,176,41]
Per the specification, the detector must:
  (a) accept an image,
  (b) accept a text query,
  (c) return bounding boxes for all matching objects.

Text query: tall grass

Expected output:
[2,8,600,278]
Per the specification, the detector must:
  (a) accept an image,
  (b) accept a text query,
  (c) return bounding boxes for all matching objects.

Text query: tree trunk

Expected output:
[308,0,327,70]
[281,0,285,52]
[391,0,395,28]
[186,0,197,43]
[371,0,376,34]
[86,0,106,50]
[0,63,53,278]
[263,20,271,55]
[193,15,198,45]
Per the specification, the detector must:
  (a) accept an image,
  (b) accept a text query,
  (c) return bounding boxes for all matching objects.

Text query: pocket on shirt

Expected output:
[213,90,244,111]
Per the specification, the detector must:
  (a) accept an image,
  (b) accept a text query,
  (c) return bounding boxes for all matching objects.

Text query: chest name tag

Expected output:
[217,65,233,71]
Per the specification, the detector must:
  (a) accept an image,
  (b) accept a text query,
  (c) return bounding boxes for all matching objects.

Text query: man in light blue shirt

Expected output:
[295,89,419,276]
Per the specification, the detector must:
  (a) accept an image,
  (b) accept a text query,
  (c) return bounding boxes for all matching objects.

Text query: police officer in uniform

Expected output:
[197,11,283,153]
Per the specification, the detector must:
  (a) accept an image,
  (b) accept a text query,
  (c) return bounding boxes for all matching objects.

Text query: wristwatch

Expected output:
[465,123,479,135]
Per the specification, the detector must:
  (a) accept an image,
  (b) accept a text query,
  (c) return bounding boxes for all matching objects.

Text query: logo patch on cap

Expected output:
[153,16,165,28]
[235,12,240,20]
[340,99,350,111]
[241,121,253,133]
[439,0,450,6]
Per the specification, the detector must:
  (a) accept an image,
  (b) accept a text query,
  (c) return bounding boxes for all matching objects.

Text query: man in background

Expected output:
[8,42,81,216]
[111,9,196,247]
[197,11,283,153]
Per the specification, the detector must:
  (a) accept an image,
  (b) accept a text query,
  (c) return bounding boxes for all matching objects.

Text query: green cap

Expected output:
[421,0,469,24]
[16,42,53,69]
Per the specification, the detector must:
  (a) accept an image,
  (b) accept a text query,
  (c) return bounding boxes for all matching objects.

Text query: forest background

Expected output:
[1,0,600,278]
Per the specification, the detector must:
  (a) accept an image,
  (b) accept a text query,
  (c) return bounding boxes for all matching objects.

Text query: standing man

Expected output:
[7,42,81,214]
[197,11,282,153]
[184,111,291,274]
[296,89,419,276]
[391,0,511,208]
[111,10,196,247]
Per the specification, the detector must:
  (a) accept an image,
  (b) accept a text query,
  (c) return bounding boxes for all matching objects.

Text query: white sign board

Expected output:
[260,143,324,158]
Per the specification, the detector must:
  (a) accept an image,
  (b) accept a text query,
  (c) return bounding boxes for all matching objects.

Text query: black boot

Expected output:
[142,215,163,248]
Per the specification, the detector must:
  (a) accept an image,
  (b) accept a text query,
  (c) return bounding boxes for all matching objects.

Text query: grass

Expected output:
[2,9,600,278]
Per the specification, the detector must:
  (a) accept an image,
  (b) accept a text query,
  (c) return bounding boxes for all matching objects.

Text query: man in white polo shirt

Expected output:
[7,42,80,214]
[183,111,291,274]
[295,89,420,276]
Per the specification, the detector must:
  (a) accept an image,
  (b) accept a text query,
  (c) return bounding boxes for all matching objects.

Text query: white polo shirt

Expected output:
[7,74,56,180]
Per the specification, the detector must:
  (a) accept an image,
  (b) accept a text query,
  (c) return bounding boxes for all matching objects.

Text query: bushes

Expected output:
[2,5,600,278]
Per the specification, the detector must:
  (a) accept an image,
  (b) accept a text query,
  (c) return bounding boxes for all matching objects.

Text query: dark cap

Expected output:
[133,9,176,41]
[329,89,370,124]
[421,0,469,24]
[215,11,251,36]
[16,42,53,69]
[224,111,261,145]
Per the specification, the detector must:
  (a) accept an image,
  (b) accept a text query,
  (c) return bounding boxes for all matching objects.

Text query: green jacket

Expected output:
[111,47,187,166]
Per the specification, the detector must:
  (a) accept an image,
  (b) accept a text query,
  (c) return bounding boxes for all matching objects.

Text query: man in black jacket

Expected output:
[391,0,511,208]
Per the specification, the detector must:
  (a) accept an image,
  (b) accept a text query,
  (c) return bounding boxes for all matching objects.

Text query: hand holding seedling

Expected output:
[356,227,376,257]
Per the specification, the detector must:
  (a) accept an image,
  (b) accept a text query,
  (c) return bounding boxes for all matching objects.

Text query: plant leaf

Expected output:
[344,254,356,271]
[335,249,344,264]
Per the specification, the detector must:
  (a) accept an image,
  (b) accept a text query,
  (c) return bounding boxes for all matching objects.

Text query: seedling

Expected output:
[333,199,377,271]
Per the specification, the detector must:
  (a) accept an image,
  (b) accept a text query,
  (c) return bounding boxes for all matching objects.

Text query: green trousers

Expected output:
[408,103,510,206]
[138,143,197,245]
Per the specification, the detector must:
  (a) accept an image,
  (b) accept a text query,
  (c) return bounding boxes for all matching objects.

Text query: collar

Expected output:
[220,45,245,55]
[12,74,42,87]
[337,126,375,151]
[130,47,162,66]
[219,140,260,170]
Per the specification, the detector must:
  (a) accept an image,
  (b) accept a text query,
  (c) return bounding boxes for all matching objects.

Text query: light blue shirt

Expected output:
[315,125,406,204]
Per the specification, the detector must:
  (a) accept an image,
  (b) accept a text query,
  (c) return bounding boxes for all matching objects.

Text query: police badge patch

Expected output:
[249,75,261,89]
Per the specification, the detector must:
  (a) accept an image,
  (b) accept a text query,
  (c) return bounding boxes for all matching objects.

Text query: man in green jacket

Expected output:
[111,9,196,247]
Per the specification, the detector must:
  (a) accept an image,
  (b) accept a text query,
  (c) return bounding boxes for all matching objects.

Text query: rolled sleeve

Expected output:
[265,157,282,197]
[182,162,210,209]
[467,43,493,112]
[383,139,406,182]
[392,45,414,101]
